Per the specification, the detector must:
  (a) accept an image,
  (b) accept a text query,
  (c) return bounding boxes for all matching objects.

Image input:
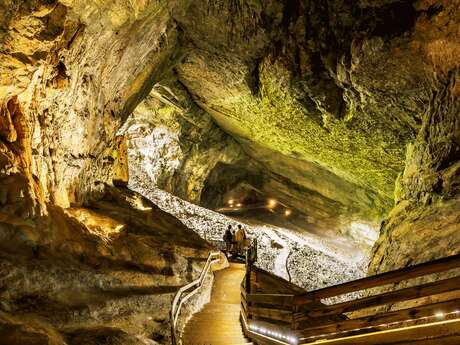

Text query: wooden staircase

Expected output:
[182,263,253,345]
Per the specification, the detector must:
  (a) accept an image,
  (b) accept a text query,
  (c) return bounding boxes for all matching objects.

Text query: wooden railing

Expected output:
[240,253,460,344]
[170,251,222,345]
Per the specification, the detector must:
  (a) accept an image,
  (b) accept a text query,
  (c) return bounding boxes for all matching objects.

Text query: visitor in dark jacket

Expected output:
[223,225,233,256]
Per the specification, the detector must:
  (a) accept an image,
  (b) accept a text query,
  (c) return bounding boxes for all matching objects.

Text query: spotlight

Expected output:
[285,209,292,216]
[236,203,242,207]
[228,199,234,205]
[268,199,277,207]
[435,312,444,318]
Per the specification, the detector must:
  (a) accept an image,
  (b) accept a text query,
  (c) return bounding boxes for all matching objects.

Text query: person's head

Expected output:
[238,224,242,229]
[228,225,232,230]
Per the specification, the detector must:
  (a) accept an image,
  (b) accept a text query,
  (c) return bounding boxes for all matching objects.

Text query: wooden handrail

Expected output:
[301,275,460,318]
[297,298,460,338]
[170,251,221,345]
[294,253,460,305]
[240,253,460,344]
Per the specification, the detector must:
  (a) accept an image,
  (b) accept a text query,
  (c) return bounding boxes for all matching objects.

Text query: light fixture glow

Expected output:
[435,312,445,318]
[236,203,242,207]
[285,209,292,216]
[228,199,234,205]
[268,199,277,207]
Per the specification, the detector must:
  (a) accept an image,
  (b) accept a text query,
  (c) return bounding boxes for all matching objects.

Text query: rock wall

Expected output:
[0,3,214,344]
[370,67,460,273]
[123,76,246,204]
[0,186,212,345]
[0,0,181,217]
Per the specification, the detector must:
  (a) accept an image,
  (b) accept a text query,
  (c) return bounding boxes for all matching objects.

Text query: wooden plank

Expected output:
[294,254,460,305]
[249,306,293,323]
[244,331,285,345]
[247,293,294,307]
[297,298,460,338]
[241,284,247,300]
[242,296,249,316]
[304,275,460,318]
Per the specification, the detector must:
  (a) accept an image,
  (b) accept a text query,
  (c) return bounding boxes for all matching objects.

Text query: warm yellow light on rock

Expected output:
[134,197,153,211]
[65,208,126,240]
[285,209,292,216]
[115,224,125,232]
[228,199,234,205]
[236,203,242,207]
[136,205,152,211]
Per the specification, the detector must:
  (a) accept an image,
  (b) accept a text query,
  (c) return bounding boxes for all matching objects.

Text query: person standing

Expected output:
[235,224,246,254]
[223,225,233,256]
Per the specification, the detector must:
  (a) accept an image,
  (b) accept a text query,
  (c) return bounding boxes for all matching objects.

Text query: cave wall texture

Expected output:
[123,0,459,264]
[0,0,460,344]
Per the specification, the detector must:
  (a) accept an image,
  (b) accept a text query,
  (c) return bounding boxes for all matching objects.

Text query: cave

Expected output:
[0,1,459,345]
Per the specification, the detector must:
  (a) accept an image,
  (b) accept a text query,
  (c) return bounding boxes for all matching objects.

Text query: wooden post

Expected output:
[246,262,252,294]
[292,304,299,330]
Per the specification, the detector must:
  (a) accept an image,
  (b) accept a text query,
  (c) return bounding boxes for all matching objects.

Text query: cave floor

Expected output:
[181,263,252,345]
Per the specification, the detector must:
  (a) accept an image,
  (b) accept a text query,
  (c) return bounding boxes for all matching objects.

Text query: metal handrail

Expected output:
[170,251,222,345]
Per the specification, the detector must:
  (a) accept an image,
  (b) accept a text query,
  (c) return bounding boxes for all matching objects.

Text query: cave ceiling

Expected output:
[125,0,456,235]
[1,0,459,241]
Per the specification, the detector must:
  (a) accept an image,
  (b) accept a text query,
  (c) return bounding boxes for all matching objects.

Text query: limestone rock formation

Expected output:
[370,68,460,273]
[123,76,246,204]
[0,185,212,345]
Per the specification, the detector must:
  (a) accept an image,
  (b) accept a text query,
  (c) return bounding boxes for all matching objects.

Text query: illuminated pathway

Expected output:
[181,263,252,345]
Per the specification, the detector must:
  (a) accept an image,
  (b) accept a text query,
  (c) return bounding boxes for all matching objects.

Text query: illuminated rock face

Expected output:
[0,186,212,345]
[370,71,460,273]
[0,0,179,214]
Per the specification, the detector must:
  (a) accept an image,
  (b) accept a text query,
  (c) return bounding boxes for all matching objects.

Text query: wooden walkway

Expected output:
[182,263,253,345]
